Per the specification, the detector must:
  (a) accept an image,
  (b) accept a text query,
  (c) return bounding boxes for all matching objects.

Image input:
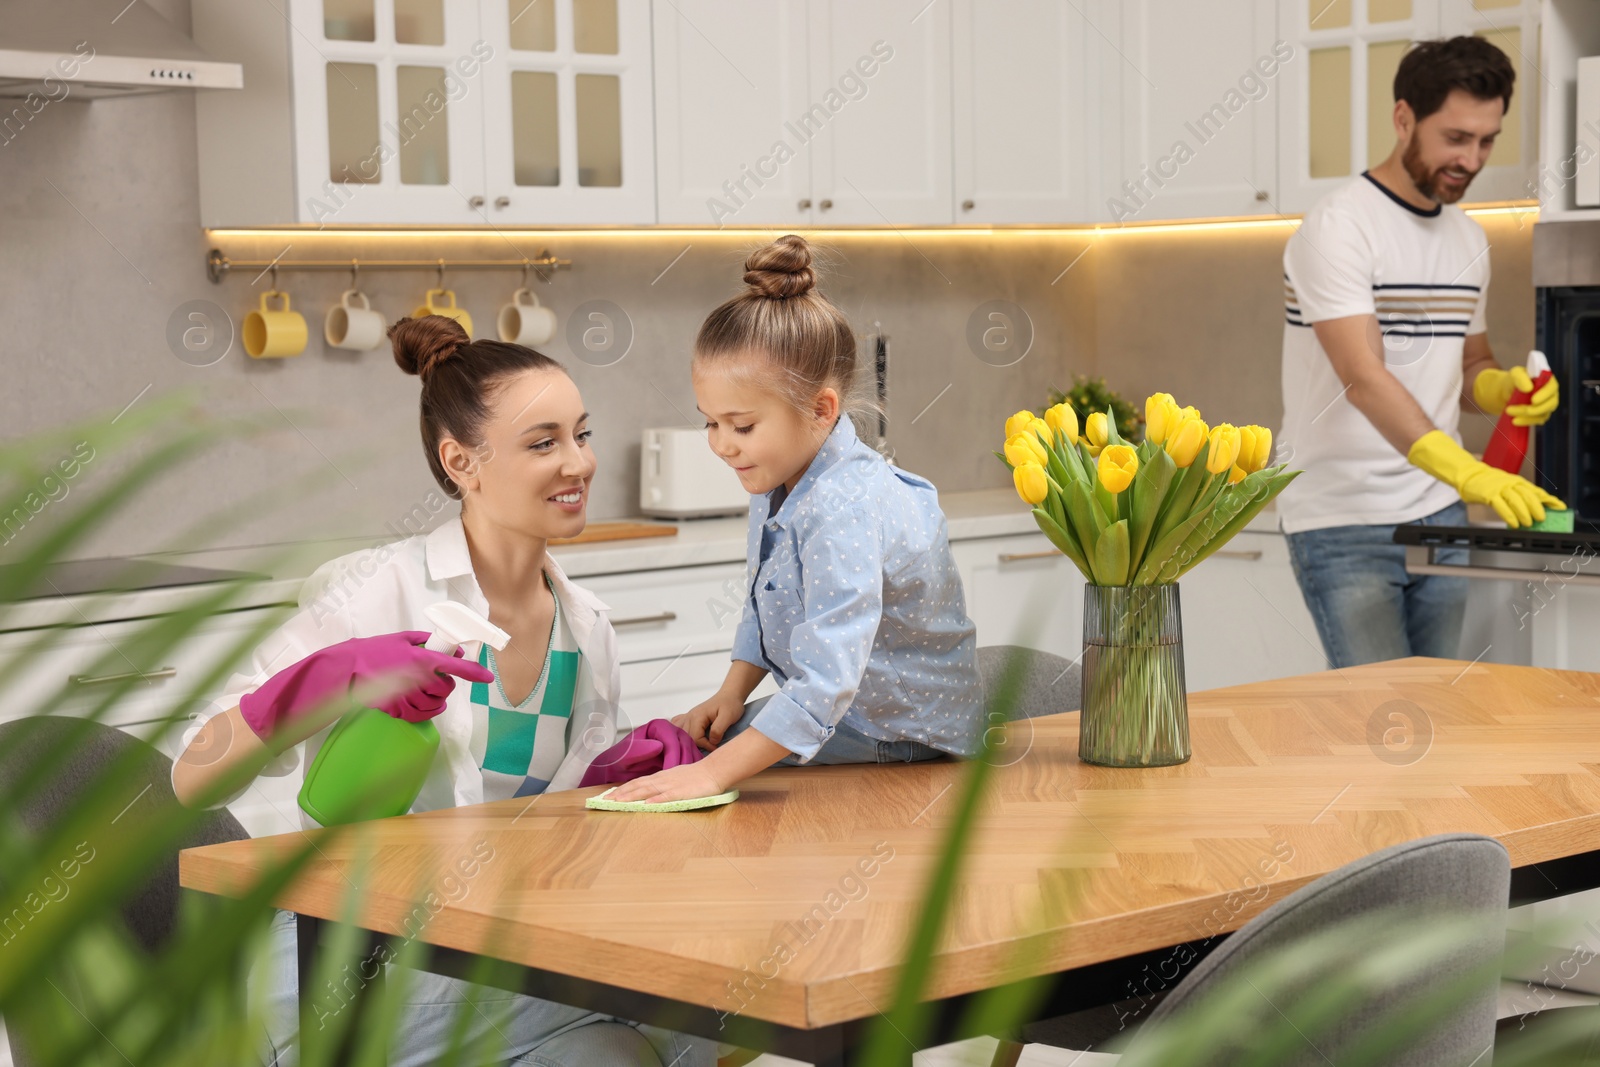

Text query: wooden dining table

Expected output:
[179,657,1600,1065]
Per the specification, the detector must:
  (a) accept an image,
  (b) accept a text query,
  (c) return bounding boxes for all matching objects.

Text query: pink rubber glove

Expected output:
[239,631,495,739]
[579,719,704,787]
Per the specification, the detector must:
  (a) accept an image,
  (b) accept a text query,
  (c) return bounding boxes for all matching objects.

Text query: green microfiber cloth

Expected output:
[585,786,740,813]
[1527,508,1575,533]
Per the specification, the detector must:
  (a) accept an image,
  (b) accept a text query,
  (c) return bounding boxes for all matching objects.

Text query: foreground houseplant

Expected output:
[999,394,1299,766]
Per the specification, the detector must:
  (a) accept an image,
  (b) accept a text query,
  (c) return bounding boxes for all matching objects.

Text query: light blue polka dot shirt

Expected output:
[732,415,984,762]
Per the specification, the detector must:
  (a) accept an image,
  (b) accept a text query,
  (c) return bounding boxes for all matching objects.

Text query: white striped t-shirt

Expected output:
[1277,172,1488,534]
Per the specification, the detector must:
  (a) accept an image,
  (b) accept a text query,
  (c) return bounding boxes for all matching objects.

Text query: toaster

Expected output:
[639,427,750,519]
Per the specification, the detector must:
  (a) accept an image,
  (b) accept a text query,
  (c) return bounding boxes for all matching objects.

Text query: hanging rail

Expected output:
[206,248,571,285]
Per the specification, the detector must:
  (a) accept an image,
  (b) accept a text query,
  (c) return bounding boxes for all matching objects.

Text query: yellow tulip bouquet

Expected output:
[998,394,1299,766]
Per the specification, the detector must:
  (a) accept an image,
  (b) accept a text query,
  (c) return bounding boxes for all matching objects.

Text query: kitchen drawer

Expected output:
[618,650,779,729]
[1177,532,1327,691]
[583,561,750,664]
[0,605,291,753]
[951,532,1086,658]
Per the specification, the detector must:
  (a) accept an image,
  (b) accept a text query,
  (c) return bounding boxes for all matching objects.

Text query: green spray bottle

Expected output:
[298,602,510,826]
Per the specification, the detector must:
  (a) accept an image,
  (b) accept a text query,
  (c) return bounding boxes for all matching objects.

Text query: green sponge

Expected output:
[585,786,740,813]
[1527,508,1575,533]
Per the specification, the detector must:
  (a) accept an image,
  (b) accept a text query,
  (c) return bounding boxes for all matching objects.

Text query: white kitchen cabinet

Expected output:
[617,651,779,729]
[1174,531,1329,691]
[652,0,951,226]
[950,0,1094,223]
[1530,575,1600,671]
[0,603,305,840]
[805,0,953,225]
[1105,0,1283,222]
[651,0,814,226]
[195,0,655,225]
[479,0,657,223]
[951,533,1087,661]
[1276,0,1538,214]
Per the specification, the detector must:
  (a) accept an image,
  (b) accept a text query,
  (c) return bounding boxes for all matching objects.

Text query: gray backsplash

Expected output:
[1,0,1532,565]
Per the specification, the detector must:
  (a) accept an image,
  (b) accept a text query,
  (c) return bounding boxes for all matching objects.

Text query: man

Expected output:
[1279,36,1563,669]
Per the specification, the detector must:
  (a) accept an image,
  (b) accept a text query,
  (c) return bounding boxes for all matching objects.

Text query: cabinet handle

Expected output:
[1214,549,1263,561]
[611,611,678,628]
[819,198,833,210]
[998,550,1061,564]
[494,196,510,209]
[468,195,485,209]
[797,198,812,210]
[71,667,178,687]
[961,199,975,211]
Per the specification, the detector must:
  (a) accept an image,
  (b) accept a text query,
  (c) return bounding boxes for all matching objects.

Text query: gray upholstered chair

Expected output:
[0,716,249,1067]
[993,833,1511,1066]
[976,644,1081,721]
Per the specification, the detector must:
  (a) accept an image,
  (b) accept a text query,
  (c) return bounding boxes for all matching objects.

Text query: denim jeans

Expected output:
[258,909,716,1067]
[719,695,949,765]
[1285,501,1469,669]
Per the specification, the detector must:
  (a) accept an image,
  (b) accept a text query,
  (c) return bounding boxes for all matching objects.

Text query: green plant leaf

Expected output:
[1064,478,1106,556]
[1128,447,1175,575]
[1093,519,1131,586]
[1033,507,1093,581]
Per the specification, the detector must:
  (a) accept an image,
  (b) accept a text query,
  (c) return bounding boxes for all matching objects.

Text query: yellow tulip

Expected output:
[1228,465,1248,484]
[1028,415,1054,445]
[1144,393,1179,445]
[1097,444,1139,494]
[1004,409,1036,441]
[1205,423,1241,476]
[1044,403,1079,444]
[1237,424,1273,473]
[1004,432,1048,468]
[1084,411,1110,449]
[1179,404,1201,423]
[1013,462,1049,505]
[1164,414,1208,468]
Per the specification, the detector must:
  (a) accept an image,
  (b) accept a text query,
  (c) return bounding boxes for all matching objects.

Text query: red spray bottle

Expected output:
[1483,349,1551,474]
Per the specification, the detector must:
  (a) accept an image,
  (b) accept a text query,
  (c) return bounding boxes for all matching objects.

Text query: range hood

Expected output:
[0,0,242,99]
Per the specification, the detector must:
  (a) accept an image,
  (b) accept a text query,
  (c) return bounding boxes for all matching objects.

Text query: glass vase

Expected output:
[1079,583,1190,767]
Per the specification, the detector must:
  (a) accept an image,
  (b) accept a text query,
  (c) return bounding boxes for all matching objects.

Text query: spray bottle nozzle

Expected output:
[423,601,511,654]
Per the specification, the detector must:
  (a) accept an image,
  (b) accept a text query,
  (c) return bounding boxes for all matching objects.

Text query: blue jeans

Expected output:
[720,696,948,765]
[257,910,716,1066]
[1285,501,1469,669]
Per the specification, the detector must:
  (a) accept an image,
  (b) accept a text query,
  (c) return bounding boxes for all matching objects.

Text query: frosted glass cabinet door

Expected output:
[652,0,814,226]
[806,0,954,224]
[1276,0,1443,213]
[479,0,657,224]
[288,0,487,224]
[1105,0,1282,222]
[951,0,1092,223]
[1436,0,1539,202]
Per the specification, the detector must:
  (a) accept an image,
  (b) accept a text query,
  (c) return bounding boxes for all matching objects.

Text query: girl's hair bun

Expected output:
[390,315,470,379]
[743,234,816,299]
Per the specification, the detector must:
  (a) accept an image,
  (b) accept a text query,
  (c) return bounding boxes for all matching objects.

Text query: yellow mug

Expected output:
[412,288,473,337]
[242,291,308,359]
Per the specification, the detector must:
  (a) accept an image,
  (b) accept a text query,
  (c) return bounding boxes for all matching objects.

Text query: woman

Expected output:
[173,315,713,1067]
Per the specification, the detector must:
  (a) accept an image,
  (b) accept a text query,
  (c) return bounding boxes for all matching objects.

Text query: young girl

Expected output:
[172,316,712,1067]
[611,235,984,805]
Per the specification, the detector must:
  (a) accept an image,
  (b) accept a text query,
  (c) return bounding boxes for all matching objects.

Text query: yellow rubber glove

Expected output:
[1473,366,1560,427]
[1408,430,1566,528]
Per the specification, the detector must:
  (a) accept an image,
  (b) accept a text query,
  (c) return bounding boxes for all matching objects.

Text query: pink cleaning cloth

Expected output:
[579,719,703,787]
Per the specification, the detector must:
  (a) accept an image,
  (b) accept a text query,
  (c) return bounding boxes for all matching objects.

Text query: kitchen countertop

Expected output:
[0,488,1283,632]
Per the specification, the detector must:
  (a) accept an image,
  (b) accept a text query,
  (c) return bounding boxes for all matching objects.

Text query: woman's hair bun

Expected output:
[743,234,816,299]
[390,315,470,379]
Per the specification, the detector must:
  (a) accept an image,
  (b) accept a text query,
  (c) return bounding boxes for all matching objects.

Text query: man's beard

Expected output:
[1402,138,1475,204]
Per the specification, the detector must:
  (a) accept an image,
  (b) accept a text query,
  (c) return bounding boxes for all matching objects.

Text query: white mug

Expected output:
[324,289,387,351]
[498,288,557,347]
